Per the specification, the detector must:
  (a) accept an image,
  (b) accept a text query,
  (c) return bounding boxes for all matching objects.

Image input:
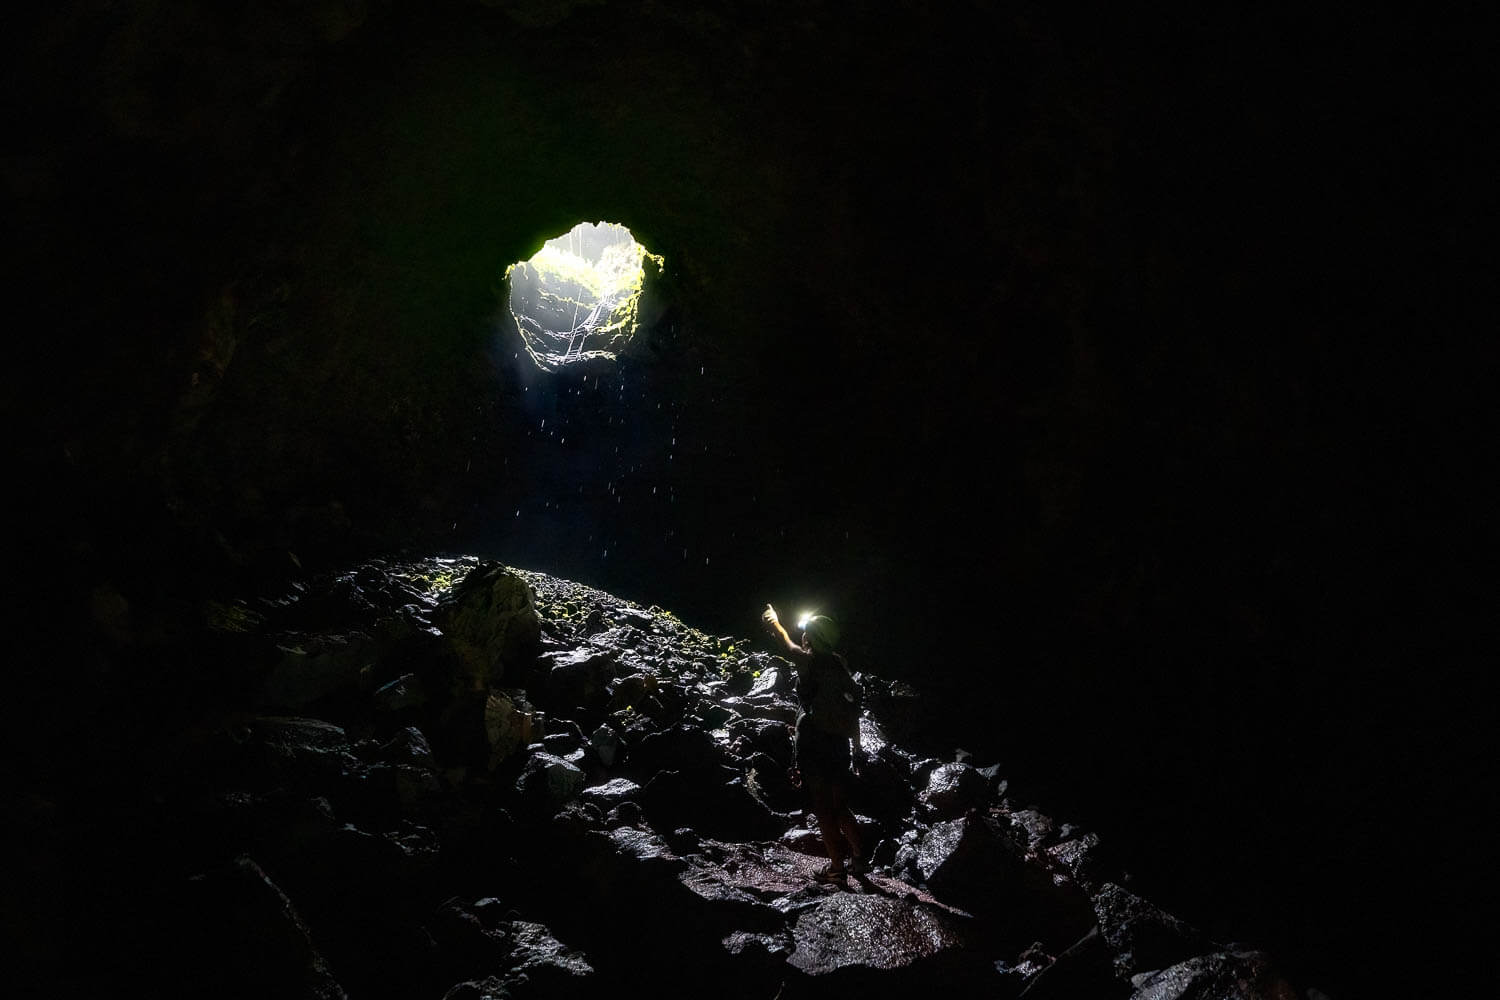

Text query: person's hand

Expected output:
[761,604,779,631]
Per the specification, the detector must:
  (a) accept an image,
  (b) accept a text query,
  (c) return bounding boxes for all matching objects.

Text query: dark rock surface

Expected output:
[27,556,1317,998]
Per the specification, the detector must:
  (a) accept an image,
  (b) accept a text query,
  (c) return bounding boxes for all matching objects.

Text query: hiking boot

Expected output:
[814,862,847,885]
[847,854,870,876]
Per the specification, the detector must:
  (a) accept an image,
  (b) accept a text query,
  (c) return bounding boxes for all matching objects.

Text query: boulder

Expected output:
[1128,950,1299,1000]
[1093,882,1211,979]
[439,564,542,689]
[484,690,538,770]
[786,893,970,976]
[579,778,641,810]
[589,724,621,767]
[639,770,784,841]
[539,648,618,711]
[379,727,437,769]
[515,752,586,809]
[917,763,990,819]
[259,633,373,710]
[184,855,347,1000]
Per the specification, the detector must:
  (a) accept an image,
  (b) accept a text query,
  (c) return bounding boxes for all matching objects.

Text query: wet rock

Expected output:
[514,753,585,809]
[439,564,542,689]
[786,893,970,975]
[917,762,990,819]
[605,801,643,828]
[540,648,618,710]
[579,777,641,810]
[1128,949,1298,1000]
[184,855,347,1000]
[507,919,595,986]
[1093,882,1211,979]
[1009,808,1059,851]
[1046,831,1109,893]
[589,724,621,767]
[379,726,436,768]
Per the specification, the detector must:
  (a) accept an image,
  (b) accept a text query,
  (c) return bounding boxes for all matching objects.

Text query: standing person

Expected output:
[761,604,867,883]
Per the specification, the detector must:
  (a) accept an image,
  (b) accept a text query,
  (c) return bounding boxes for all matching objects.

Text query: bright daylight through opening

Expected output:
[505,221,664,372]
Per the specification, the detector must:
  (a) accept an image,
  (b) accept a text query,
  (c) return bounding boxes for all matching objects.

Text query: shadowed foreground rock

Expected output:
[132,556,1315,999]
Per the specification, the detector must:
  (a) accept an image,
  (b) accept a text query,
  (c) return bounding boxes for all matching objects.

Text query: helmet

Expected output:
[800,614,841,654]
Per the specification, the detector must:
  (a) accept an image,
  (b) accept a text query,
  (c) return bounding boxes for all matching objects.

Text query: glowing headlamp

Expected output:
[796,612,816,630]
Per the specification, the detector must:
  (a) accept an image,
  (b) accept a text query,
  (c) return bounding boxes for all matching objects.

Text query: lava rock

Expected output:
[1128,949,1298,1000]
[184,855,347,1000]
[579,777,641,810]
[1093,882,1211,979]
[438,564,542,689]
[917,762,990,819]
[514,753,585,809]
[589,724,621,767]
[786,893,970,976]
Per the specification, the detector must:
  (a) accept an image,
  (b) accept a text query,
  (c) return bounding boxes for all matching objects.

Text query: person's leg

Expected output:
[806,775,848,876]
[837,808,864,870]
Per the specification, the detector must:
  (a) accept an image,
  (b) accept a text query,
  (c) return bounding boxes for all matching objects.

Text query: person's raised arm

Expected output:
[761,604,809,661]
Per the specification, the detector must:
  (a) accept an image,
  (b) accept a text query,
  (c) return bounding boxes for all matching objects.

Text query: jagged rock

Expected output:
[184,855,347,1000]
[605,801,643,828]
[914,813,1092,944]
[379,726,437,768]
[551,800,605,834]
[541,731,581,756]
[746,664,783,698]
[540,647,618,710]
[1093,882,1211,979]
[515,752,585,808]
[436,921,593,999]
[589,724,620,766]
[726,717,793,761]
[722,929,792,962]
[439,564,542,689]
[507,920,595,985]
[579,777,640,810]
[1017,927,1117,1000]
[260,633,373,709]
[786,893,970,975]
[917,762,990,819]
[1046,831,1109,893]
[1128,949,1298,1000]
[484,690,538,770]
[1009,808,1059,851]
[606,671,658,712]
[372,673,424,713]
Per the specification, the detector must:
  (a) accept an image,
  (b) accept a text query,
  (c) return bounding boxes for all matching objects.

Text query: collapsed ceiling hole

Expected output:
[505,221,664,372]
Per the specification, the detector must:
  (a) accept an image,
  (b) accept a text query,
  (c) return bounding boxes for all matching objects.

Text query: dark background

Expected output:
[5,3,1488,996]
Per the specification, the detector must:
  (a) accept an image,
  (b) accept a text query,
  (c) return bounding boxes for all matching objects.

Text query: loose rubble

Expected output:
[154,556,1314,998]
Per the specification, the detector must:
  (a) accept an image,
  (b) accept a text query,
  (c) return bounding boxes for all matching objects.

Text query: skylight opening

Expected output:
[505,221,664,372]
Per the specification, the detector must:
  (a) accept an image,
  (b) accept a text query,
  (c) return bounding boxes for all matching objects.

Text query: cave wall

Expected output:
[6,3,1485,995]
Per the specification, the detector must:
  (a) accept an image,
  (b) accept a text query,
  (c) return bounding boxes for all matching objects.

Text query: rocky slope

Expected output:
[49,556,1314,999]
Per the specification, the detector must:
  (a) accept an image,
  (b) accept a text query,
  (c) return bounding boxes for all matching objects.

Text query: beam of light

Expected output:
[504,221,664,372]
